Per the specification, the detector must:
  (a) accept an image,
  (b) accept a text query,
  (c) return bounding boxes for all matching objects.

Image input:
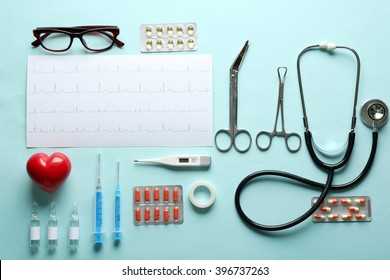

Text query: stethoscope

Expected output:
[235,42,389,231]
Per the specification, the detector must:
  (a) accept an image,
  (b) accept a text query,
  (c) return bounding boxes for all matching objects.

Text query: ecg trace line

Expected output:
[27,125,209,134]
[29,65,211,74]
[28,107,208,114]
[29,82,210,95]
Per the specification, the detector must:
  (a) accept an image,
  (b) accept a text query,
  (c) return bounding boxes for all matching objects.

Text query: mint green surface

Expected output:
[1,0,390,259]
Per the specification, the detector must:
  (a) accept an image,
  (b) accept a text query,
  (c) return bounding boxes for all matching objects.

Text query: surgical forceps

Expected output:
[215,41,252,153]
[256,67,302,152]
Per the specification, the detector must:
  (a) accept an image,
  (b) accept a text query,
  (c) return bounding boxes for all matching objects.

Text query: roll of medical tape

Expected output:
[189,181,216,209]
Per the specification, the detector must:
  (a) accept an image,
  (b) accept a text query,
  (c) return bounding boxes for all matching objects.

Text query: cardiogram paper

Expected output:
[26,55,212,147]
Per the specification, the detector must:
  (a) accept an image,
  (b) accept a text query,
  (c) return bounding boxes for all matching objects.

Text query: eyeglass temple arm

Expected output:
[31,37,42,47]
[112,36,125,47]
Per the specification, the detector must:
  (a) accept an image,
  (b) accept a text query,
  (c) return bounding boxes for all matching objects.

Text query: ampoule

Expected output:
[69,203,79,249]
[30,202,40,249]
[47,202,58,249]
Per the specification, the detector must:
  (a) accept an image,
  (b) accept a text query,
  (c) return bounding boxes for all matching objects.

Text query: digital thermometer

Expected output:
[134,155,211,168]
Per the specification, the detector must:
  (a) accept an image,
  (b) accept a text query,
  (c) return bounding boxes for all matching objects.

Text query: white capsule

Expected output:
[314,214,326,220]
[342,214,353,220]
[320,207,331,212]
[354,199,366,205]
[348,206,360,212]
[355,214,367,220]
[328,214,339,220]
[341,198,352,205]
[327,198,338,205]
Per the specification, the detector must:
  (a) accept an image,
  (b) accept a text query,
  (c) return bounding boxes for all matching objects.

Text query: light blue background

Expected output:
[0,0,389,260]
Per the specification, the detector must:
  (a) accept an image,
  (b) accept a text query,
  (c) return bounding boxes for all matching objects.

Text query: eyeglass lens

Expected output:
[40,32,72,51]
[82,31,115,50]
[39,30,115,51]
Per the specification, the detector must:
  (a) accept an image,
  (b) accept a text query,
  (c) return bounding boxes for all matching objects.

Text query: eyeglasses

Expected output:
[31,26,125,52]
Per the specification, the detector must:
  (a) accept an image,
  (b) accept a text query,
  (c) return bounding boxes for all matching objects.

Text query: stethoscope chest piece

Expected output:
[360,99,388,129]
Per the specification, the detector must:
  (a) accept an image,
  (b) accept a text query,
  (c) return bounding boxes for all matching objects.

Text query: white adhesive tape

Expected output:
[189,181,216,209]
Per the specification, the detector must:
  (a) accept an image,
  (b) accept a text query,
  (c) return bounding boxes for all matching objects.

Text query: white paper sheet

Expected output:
[26,55,213,147]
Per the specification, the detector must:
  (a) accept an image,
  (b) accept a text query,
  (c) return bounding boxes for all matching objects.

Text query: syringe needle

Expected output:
[116,161,120,186]
[96,153,101,189]
[114,161,121,241]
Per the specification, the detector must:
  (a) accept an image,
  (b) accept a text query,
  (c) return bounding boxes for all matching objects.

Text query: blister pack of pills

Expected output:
[311,196,371,222]
[133,185,183,225]
[140,23,197,52]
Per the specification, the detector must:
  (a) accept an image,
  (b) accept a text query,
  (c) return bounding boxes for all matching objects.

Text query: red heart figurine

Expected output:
[26,152,72,193]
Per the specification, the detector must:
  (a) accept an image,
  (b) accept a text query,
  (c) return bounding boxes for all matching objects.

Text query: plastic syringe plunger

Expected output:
[30,202,40,249]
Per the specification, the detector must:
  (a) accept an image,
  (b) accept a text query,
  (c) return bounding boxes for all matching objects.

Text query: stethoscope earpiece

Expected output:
[360,99,388,129]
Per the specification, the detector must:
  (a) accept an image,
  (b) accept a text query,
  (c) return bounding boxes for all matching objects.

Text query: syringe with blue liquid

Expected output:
[94,153,103,245]
[113,161,121,241]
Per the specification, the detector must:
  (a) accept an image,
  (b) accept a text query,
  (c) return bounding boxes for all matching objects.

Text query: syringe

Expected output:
[94,153,103,244]
[30,202,40,249]
[114,161,121,241]
[69,202,79,249]
[47,202,58,249]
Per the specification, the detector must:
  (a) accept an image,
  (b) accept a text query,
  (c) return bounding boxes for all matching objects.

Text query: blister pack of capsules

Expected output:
[312,196,371,222]
[133,185,183,225]
[140,23,197,52]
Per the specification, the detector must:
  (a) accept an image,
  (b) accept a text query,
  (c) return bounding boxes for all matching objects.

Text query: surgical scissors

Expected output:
[215,41,252,153]
[256,67,302,153]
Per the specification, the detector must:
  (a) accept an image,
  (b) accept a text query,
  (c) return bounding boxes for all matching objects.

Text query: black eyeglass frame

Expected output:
[32,25,125,52]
